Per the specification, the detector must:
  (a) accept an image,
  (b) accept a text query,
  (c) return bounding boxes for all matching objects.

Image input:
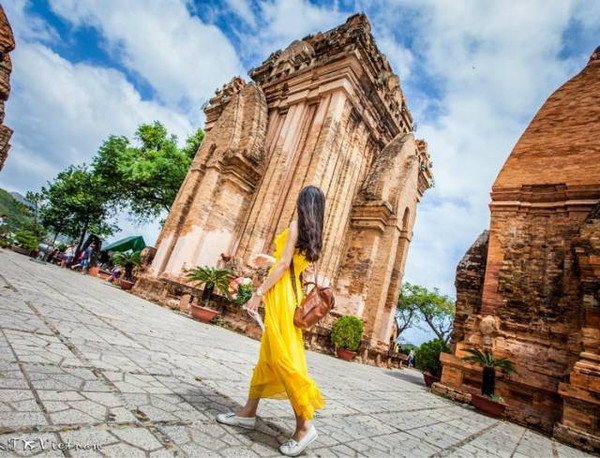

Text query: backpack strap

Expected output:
[290,255,319,309]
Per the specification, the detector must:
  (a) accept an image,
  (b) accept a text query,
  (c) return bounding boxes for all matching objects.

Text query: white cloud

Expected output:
[3,0,59,43]
[225,0,257,28]
[232,0,348,62]
[366,0,598,301]
[376,34,415,81]
[47,0,244,115]
[0,42,192,195]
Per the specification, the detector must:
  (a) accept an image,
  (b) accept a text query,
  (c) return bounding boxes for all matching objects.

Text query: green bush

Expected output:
[415,339,450,378]
[330,315,364,351]
[14,230,39,251]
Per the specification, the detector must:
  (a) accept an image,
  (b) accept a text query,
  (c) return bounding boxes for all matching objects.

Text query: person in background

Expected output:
[407,349,416,368]
[62,244,75,268]
[107,266,121,283]
[80,243,94,274]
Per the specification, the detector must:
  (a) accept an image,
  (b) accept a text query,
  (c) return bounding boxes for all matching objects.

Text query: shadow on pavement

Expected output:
[383,368,427,386]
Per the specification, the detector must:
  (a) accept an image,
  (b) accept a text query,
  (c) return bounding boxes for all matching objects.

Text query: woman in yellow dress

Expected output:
[217,185,326,456]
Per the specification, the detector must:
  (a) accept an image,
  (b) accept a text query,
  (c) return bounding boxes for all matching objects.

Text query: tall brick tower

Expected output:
[0,5,15,171]
[137,14,433,350]
[437,46,600,453]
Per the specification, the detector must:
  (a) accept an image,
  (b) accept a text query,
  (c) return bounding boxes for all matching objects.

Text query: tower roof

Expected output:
[493,46,600,190]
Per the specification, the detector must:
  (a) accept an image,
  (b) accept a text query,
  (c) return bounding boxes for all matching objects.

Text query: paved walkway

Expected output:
[0,250,592,457]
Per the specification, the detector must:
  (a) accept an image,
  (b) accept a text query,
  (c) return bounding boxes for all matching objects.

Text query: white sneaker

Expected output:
[279,424,318,456]
[215,412,256,429]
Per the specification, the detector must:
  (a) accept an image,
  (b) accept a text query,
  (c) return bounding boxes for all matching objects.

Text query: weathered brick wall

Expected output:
[557,202,600,453]
[0,5,15,171]
[450,230,488,347]
[439,47,600,451]
[136,13,433,355]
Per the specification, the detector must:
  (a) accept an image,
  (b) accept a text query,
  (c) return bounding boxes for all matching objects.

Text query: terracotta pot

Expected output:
[89,266,100,277]
[471,393,507,418]
[336,348,357,361]
[423,373,441,387]
[120,279,135,291]
[190,304,220,323]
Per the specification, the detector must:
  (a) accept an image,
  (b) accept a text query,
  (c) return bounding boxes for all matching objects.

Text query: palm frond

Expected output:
[186,265,234,297]
[112,250,142,267]
[461,347,516,373]
[493,358,516,373]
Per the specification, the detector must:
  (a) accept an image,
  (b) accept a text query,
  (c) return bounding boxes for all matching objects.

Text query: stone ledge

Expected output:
[553,423,600,455]
[431,382,472,404]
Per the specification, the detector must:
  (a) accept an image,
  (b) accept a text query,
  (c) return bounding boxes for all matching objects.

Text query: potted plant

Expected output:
[186,266,234,323]
[461,347,516,417]
[89,265,100,276]
[415,339,450,387]
[112,251,142,290]
[13,230,39,256]
[330,315,364,361]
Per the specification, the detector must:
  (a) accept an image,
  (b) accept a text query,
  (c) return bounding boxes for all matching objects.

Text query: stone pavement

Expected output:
[0,250,592,458]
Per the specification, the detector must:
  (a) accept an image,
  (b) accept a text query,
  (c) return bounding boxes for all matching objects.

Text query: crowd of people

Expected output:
[38,241,124,282]
[40,242,96,273]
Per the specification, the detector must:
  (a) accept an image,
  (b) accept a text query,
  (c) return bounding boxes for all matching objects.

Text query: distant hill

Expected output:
[9,191,34,208]
[0,188,34,231]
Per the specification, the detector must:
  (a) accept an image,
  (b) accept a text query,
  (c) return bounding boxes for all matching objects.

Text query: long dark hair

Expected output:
[295,185,325,262]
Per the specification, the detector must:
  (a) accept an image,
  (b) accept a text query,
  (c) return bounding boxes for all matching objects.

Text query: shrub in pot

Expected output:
[462,347,516,417]
[14,230,40,255]
[415,339,450,387]
[186,266,234,323]
[112,251,142,290]
[330,315,364,361]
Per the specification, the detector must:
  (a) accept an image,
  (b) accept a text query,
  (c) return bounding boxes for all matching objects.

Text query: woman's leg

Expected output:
[235,397,260,417]
[292,413,312,441]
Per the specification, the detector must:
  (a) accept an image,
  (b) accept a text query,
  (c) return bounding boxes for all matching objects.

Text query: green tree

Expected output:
[35,165,117,251]
[396,283,456,344]
[415,339,450,378]
[93,121,204,222]
[14,230,40,251]
[0,189,34,231]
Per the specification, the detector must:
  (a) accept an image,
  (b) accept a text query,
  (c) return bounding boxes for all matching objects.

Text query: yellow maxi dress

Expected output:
[247,227,326,420]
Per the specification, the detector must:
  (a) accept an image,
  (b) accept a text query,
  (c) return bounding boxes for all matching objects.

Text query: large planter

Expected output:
[11,245,29,255]
[471,393,507,418]
[190,303,220,323]
[120,279,135,291]
[336,348,357,361]
[423,372,441,388]
[89,266,100,277]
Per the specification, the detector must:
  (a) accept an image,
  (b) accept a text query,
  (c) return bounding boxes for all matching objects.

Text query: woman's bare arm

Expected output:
[255,220,298,296]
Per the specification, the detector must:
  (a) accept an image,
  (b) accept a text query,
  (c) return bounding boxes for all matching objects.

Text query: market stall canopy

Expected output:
[102,236,146,253]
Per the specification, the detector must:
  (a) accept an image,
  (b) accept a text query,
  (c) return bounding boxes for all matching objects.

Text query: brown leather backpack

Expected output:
[289,258,335,329]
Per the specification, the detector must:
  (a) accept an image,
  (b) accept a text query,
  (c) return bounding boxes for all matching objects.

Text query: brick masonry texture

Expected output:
[0,5,14,171]
[134,14,434,357]
[438,46,600,454]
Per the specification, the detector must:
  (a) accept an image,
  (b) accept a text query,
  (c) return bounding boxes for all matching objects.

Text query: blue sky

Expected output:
[1,0,599,345]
